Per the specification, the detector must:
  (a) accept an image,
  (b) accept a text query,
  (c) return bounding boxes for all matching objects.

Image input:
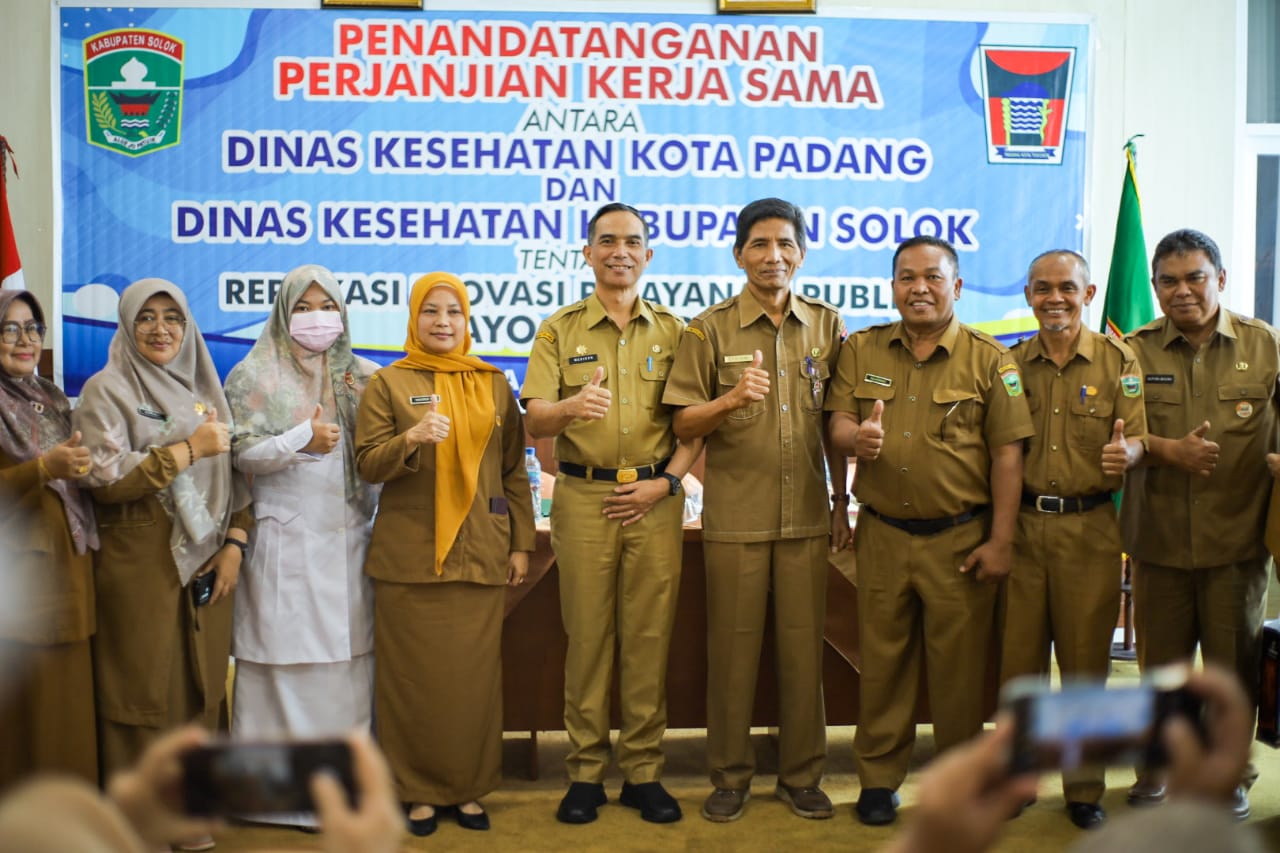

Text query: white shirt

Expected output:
[231,420,375,664]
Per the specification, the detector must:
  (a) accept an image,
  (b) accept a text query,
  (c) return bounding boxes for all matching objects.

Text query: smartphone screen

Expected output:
[1005,679,1166,774]
[180,740,356,817]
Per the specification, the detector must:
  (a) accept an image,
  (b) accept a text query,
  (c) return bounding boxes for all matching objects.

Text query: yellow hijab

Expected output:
[393,273,500,575]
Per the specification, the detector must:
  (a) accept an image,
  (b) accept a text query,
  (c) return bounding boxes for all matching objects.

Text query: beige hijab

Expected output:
[223,264,379,518]
[73,278,246,584]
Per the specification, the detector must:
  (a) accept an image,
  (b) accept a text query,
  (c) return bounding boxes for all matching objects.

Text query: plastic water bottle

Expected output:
[525,448,542,521]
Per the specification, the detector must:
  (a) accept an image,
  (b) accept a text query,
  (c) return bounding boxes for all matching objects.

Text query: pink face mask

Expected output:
[289,311,344,352]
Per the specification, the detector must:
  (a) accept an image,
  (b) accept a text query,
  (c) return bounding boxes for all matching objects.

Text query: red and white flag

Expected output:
[1,137,25,291]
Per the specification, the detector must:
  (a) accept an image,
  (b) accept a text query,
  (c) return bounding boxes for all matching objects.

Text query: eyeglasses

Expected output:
[134,312,187,333]
[0,322,46,344]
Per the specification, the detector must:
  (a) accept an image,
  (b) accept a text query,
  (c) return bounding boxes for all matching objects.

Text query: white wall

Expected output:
[0,0,1243,349]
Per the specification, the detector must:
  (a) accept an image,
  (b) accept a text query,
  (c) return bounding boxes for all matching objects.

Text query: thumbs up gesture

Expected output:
[189,407,230,459]
[41,430,93,480]
[1177,420,1219,477]
[302,403,341,455]
[406,397,451,446]
[731,349,770,407]
[566,365,611,421]
[854,399,885,461]
[1100,418,1131,476]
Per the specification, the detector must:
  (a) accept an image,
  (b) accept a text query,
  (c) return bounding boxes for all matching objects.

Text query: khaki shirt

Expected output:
[662,287,844,542]
[1012,328,1148,497]
[356,367,536,584]
[521,293,685,468]
[825,316,1034,518]
[1122,309,1280,567]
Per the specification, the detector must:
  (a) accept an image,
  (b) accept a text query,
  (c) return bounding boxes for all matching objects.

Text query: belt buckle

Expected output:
[616,467,638,484]
[1035,495,1063,513]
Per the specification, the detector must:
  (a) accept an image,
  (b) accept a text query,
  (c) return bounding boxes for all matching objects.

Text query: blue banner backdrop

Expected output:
[57,5,1091,394]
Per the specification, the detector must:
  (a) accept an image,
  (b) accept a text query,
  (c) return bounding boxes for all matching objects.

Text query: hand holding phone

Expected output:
[180,739,357,817]
[1003,665,1205,775]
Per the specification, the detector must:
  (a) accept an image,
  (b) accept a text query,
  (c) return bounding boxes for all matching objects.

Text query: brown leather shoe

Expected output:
[775,784,834,819]
[701,788,749,823]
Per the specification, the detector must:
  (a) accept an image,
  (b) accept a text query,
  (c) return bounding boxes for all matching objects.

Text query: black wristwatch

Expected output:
[659,472,683,497]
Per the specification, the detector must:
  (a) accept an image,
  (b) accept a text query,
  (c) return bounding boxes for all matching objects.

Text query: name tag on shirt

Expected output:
[409,394,441,405]
[723,354,755,364]
[568,354,598,365]
[1144,374,1175,385]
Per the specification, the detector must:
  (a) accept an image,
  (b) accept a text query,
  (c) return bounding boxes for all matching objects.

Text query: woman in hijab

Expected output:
[223,265,379,828]
[356,272,534,836]
[0,290,99,790]
[73,280,251,806]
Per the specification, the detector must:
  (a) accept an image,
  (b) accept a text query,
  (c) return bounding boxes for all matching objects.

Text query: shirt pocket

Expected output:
[1142,385,1183,436]
[562,356,604,393]
[1068,396,1115,451]
[933,387,983,444]
[800,359,831,412]
[717,366,764,421]
[640,354,674,411]
[1218,382,1270,433]
[851,383,896,424]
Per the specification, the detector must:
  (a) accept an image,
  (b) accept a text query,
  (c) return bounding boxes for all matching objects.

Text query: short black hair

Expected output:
[586,202,647,246]
[734,197,806,254]
[1026,249,1091,284]
[1151,228,1223,277]
[892,236,959,277]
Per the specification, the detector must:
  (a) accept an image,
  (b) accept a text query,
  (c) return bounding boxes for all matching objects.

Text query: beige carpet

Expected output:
[212,655,1280,852]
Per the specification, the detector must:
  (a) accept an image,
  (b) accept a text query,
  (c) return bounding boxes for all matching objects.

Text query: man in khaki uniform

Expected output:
[663,197,850,824]
[826,235,1034,826]
[521,202,702,826]
[1121,229,1280,819]
[1001,250,1147,830]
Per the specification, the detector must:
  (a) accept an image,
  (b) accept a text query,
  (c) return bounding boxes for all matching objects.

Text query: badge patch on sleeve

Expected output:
[536,331,556,344]
[1120,374,1142,397]
[684,326,706,341]
[999,365,1024,397]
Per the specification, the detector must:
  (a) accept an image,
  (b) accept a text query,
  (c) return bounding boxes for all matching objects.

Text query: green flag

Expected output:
[1101,137,1155,337]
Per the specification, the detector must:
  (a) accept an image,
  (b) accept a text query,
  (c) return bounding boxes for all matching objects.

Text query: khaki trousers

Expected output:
[853,512,995,790]
[1133,557,1269,704]
[552,474,685,784]
[1001,504,1123,803]
[703,536,828,790]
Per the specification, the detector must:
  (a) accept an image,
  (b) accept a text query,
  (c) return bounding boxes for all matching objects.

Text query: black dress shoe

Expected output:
[855,787,899,826]
[454,806,490,831]
[619,781,683,823]
[404,807,438,837]
[557,782,607,824]
[1066,801,1106,830]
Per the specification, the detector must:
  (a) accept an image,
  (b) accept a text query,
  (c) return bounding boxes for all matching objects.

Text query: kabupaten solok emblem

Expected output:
[84,29,184,157]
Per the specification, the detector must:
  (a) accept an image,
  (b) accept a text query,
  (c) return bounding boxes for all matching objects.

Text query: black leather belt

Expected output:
[1021,491,1114,514]
[861,504,988,536]
[559,458,669,484]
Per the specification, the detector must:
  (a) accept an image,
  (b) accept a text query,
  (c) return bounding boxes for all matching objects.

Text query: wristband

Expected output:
[223,537,248,558]
[831,493,851,505]
[183,438,195,466]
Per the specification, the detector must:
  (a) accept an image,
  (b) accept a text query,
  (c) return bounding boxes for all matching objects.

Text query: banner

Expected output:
[57,5,1091,393]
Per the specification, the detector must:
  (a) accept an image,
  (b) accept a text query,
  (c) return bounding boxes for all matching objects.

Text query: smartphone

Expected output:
[1003,665,1205,775]
[180,739,357,817]
[189,571,216,608]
